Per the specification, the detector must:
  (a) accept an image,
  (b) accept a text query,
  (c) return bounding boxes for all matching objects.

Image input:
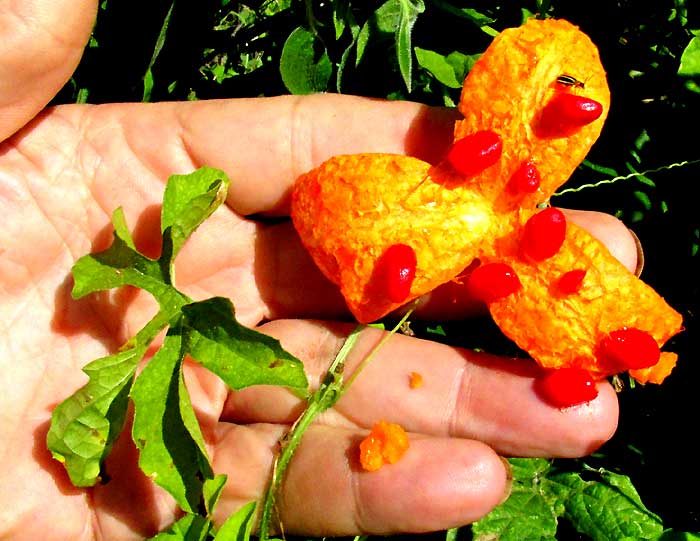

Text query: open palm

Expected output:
[0,3,635,540]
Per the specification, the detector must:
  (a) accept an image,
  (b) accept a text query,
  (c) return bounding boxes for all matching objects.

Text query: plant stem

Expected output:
[257,324,364,539]
[257,306,416,539]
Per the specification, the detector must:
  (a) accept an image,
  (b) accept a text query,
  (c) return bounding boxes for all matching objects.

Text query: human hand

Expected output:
[0,6,636,541]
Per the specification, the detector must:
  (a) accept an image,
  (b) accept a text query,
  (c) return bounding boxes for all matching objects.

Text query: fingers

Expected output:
[70,95,458,216]
[224,320,619,458]
[176,95,459,215]
[170,205,639,325]
[0,0,97,140]
[563,208,640,273]
[11,97,638,327]
[211,423,509,537]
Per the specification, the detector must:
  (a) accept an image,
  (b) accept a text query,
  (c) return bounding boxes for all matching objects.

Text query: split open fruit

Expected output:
[291,18,683,394]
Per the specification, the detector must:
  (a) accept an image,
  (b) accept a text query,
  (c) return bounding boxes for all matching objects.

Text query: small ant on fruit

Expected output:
[556,74,586,89]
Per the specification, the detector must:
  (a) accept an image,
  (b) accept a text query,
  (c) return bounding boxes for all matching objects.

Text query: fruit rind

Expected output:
[290,18,682,384]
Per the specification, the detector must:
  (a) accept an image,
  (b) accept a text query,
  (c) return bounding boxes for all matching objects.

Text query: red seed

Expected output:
[446,130,503,178]
[521,207,567,261]
[508,160,541,194]
[538,93,603,137]
[467,262,521,303]
[558,269,587,295]
[536,368,598,408]
[378,243,417,303]
[599,327,661,370]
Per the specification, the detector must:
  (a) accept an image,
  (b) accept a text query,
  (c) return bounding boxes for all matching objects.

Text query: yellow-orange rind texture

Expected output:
[290,17,683,384]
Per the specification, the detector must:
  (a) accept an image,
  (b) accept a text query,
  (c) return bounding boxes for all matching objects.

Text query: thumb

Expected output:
[0,0,97,141]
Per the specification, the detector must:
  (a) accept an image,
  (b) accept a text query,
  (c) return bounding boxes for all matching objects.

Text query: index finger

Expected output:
[174,94,460,215]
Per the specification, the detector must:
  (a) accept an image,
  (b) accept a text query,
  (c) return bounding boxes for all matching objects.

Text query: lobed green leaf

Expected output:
[51,167,309,533]
[182,297,308,396]
[147,513,212,541]
[213,501,256,540]
[552,468,664,540]
[203,474,228,517]
[160,167,230,278]
[472,458,559,540]
[71,212,167,300]
[131,323,215,513]
[474,458,670,540]
[46,347,143,486]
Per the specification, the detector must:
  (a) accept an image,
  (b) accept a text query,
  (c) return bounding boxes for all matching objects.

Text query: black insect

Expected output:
[556,74,585,89]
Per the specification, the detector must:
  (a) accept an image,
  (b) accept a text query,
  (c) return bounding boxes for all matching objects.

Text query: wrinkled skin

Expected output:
[0,3,634,539]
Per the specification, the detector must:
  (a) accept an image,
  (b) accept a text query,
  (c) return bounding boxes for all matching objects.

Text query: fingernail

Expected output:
[628,229,645,277]
[498,456,514,505]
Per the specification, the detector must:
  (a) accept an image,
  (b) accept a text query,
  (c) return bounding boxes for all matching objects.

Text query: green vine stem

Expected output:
[552,159,700,197]
[258,306,416,540]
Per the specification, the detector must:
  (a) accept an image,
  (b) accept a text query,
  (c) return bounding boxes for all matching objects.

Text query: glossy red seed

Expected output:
[538,93,603,137]
[446,130,503,178]
[558,269,587,295]
[467,262,522,303]
[521,207,567,261]
[508,160,541,194]
[599,327,661,369]
[536,368,598,408]
[379,243,417,303]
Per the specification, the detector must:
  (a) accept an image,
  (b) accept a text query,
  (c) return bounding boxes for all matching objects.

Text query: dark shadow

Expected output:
[34,407,161,537]
[252,220,349,323]
[32,418,86,497]
[90,414,166,539]
[345,433,366,474]
[403,104,462,165]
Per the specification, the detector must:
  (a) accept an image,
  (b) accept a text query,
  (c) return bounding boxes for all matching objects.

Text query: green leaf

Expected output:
[142,1,175,102]
[472,458,559,540]
[50,167,306,533]
[446,51,480,82]
[331,0,347,40]
[415,47,462,88]
[131,323,214,513]
[431,0,496,26]
[354,0,423,91]
[396,0,425,92]
[111,206,137,249]
[70,211,168,300]
[203,474,228,516]
[474,459,668,540]
[582,159,619,177]
[182,297,307,395]
[552,468,664,540]
[335,3,361,92]
[46,347,142,486]
[659,532,700,540]
[280,26,332,94]
[213,501,256,540]
[679,35,700,76]
[634,190,653,210]
[160,167,230,277]
[356,0,403,67]
[147,513,212,541]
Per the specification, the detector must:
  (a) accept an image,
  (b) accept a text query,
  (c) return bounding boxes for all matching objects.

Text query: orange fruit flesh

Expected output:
[290,18,683,385]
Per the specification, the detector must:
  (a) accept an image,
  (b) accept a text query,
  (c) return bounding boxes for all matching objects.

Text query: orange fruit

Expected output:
[359,421,410,472]
[291,18,683,384]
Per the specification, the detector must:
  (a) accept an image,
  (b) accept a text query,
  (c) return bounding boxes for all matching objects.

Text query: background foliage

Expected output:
[53,0,700,538]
